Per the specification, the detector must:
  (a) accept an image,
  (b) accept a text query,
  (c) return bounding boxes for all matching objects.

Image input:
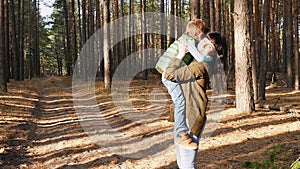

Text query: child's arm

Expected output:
[187,39,212,62]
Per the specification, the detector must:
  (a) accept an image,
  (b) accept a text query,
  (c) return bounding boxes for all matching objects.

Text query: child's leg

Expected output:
[161,75,188,139]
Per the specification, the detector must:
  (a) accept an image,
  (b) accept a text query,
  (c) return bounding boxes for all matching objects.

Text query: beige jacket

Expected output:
[164,58,209,137]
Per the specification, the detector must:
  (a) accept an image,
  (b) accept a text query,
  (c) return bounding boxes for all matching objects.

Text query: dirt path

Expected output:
[0,77,299,169]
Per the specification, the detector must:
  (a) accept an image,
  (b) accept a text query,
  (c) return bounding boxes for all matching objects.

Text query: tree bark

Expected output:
[168,0,175,46]
[63,0,72,76]
[113,0,119,72]
[258,0,269,100]
[285,0,293,88]
[269,0,276,84]
[190,0,200,20]
[71,0,78,66]
[209,1,215,31]
[141,0,147,80]
[215,0,221,33]
[19,0,24,80]
[103,0,111,88]
[234,0,254,112]
[4,0,9,81]
[0,0,7,92]
[293,0,299,90]
[250,0,258,102]
[202,0,210,27]
[33,0,40,77]
[10,0,20,80]
[160,0,166,50]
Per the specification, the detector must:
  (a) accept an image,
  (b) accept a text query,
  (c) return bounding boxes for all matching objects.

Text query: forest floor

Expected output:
[0,76,299,169]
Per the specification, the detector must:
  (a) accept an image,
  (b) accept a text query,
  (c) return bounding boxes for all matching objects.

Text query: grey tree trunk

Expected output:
[234,0,255,112]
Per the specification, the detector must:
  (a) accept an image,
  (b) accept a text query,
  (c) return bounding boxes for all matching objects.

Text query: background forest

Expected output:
[0,0,299,98]
[0,0,300,168]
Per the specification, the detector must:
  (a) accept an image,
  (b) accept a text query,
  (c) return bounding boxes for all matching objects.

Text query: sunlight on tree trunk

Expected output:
[103,0,111,89]
[234,0,254,112]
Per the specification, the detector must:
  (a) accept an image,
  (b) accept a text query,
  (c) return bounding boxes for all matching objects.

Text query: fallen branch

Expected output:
[255,104,300,114]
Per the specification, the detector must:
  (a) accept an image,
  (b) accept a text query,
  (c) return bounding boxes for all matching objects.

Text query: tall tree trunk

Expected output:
[103,0,111,88]
[285,0,293,87]
[269,0,276,83]
[234,0,254,112]
[120,0,126,69]
[224,0,230,70]
[127,0,133,76]
[33,0,40,77]
[81,0,87,80]
[141,0,147,80]
[160,0,166,50]
[168,0,175,45]
[77,0,82,48]
[113,0,119,73]
[71,0,78,65]
[190,0,200,20]
[215,0,221,33]
[254,0,261,101]
[0,0,7,92]
[202,0,210,27]
[209,1,215,31]
[63,0,72,76]
[228,0,235,80]
[293,0,299,90]
[10,0,20,80]
[19,0,24,80]
[4,0,9,81]
[250,0,258,102]
[258,0,269,100]
[274,1,280,76]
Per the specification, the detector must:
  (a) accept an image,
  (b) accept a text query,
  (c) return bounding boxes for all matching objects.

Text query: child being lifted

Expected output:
[157,19,224,149]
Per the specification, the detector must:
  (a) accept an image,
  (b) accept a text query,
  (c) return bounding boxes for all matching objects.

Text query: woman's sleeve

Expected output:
[164,58,196,83]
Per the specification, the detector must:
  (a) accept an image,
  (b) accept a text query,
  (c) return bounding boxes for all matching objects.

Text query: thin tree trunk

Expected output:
[19,0,24,80]
[71,0,78,66]
[293,0,299,90]
[285,0,293,88]
[113,0,119,72]
[4,0,9,81]
[254,0,261,89]
[103,0,111,88]
[234,0,254,112]
[190,0,200,20]
[209,1,215,31]
[269,0,276,84]
[63,0,72,76]
[160,0,166,50]
[202,1,210,27]
[81,0,87,80]
[141,0,147,80]
[168,0,175,46]
[228,0,235,80]
[0,0,7,92]
[250,0,258,102]
[120,0,126,69]
[77,0,82,48]
[10,0,20,80]
[258,0,269,100]
[215,0,221,33]
[33,0,40,77]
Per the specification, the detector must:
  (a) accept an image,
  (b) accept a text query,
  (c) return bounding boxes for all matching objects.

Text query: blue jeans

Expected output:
[162,74,199,169]
[161,74,188,141]
[176,134,199,169]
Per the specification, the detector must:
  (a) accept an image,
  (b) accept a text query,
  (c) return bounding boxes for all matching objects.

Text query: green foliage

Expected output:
[244,144,289,169]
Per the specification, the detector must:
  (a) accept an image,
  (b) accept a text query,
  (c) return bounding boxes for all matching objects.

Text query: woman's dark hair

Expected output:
[207,32,228,70]
[207,32,226,56]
